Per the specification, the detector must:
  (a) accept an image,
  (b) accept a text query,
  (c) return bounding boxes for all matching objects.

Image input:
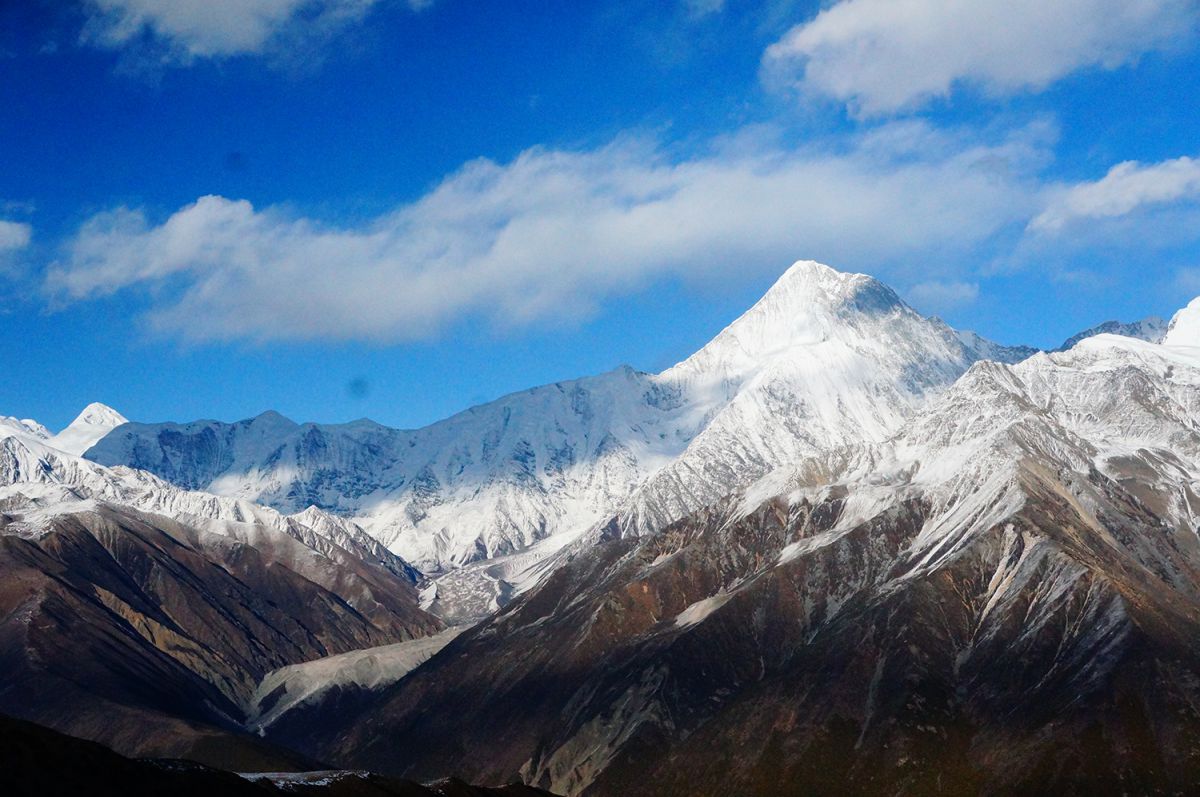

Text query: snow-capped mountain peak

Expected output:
[665,260,903,382]
[612,262,1039,540]
[72,402,127,428]
[48,402,129,456]
[1163,296,1200,347]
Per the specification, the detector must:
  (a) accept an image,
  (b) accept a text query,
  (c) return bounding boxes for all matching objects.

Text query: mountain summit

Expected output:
[72,402,128,427]
[667,261,904,379]
[48,402,129,456]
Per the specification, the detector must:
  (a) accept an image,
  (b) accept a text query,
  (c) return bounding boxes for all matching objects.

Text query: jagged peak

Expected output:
[952,357,1031,396]
[1162,296,1200,347]
[21,419,50,438]
[955,330,1039,366]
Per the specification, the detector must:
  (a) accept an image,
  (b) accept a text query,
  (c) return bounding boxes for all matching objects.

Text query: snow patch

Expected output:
[675,591,733,627]
[247,626,464,732]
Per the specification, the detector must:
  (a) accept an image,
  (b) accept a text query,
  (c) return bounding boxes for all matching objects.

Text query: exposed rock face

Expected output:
[278,333,1200,796]
[0,500,440,767]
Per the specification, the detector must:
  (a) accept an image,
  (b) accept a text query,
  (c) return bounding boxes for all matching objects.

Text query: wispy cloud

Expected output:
[45,122,1047,343]
[0,220,31,253]
[763,0,1197,116]
[81,0,427,62]
[1030,156,1200,232]
[0,218,32,281]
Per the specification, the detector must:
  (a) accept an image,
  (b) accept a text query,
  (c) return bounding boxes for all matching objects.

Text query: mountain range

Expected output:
[83,262,1038,618]
[2,260,1197,794]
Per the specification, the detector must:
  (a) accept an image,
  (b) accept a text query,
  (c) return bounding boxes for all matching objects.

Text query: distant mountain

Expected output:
[1055,316,1169,351]
[85,263,1035,595]
[283,331,1200,797]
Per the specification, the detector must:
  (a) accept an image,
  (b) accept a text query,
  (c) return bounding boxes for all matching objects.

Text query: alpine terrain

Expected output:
[2,260,1197,795]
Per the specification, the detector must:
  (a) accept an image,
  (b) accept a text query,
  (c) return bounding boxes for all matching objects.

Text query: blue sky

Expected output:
[3,0,1200,431]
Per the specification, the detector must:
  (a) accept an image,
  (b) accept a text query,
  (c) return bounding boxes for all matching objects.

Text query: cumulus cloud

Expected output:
[0,220,31,253]
[764,0,1197,116]
[44,122,1048,344]
[82,0,425,61]
[1030,156,1200,231]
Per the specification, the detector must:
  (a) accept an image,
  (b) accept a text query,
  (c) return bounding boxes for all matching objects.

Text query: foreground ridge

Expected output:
[0,712,558,797]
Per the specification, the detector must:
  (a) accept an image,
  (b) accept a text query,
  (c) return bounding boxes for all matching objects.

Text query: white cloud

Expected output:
[1030,156,1200,231]
[763,0,1197,116]
[46,122,1047,343]
[905,280,979,313]
[0,220,31,253]
[82,0,424,60]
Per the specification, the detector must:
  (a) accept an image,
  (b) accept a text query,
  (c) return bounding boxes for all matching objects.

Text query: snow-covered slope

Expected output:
[1163,297,1200,347]
[86,369,699,573]
[246,626,465,732]
[0,415,50,442]
[46,402,128,455]
[85,261,1033,576]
